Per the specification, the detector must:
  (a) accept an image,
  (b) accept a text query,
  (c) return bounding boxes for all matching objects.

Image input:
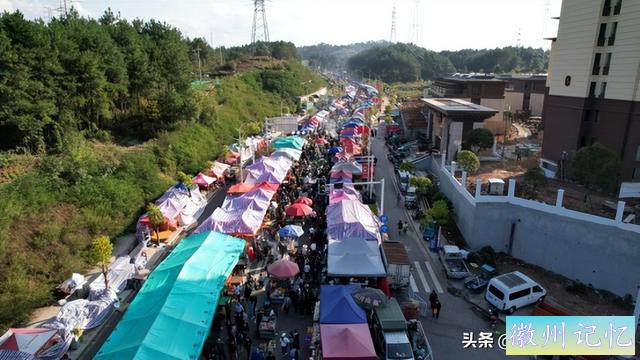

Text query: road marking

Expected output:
[409,274,419,293]
[424,261,444,293]
[413,261,431,294]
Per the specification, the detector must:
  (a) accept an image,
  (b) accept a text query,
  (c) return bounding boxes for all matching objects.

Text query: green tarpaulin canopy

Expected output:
[271,136,306,150]
[373,298,406,332]
[95,231,245,360]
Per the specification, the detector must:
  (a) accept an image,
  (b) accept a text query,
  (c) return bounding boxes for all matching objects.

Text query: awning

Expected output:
[271,136,306,150]
[327,238,386,277]
[320,285,366,324]
[211,161,230,178]
[326,200,381,242]
[320,324,376,360]
[95,232,245,360]
[331,162,362,176]
[193,173,216,187]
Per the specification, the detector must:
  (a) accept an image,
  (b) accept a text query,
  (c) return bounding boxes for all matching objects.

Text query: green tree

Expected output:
[466,128,494,152]
[399,161,416,173]
[146,203,165,242]
[524,166,547,193]
[569,143,621,193]
[91,235,113,289]
[410,176,432,197]
[427,199,450,226]
[456,150,480,174]
[176,171,193,187]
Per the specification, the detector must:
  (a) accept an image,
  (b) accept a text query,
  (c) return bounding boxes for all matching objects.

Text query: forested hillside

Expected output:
[298,42,548,81]
[347,43,456,83]
[0,10,323,331]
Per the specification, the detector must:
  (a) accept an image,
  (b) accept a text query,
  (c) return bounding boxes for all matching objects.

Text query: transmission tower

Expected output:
[516,27,522,47]
[390,1,397,43]
[251,0,270,55]
[408,0,421,45]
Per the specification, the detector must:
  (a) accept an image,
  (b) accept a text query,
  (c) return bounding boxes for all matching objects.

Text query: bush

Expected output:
[456,150,480,174]
[466,128,494,151]
[569,143,621,193]
[524,166,547,192]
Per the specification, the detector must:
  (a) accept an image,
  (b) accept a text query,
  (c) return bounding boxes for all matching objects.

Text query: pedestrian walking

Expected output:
[429,291,438,308]
[216,338,227,360]
[280,333,290,356]
[292,329,300,350]
[282,294,292,315]
[228,339,238,360]
[288,347,298,360]
[397,220,403,235]
[432,300,441,319]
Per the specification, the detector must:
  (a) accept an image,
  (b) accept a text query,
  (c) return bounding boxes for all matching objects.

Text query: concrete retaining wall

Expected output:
[417,156,640,298]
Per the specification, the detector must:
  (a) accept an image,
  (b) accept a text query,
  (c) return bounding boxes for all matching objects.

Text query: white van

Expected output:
[485,271,547,313]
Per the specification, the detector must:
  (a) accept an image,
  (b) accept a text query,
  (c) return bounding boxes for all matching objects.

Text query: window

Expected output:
[634,168,640,181]
[635,145,640,161]
[583,109,591,122]
[488,285,504,301]
[580,136,587,148]
[608,22,618,45]
[589,81,597,97]
[509,288,531,301]
[597,23,607,46]
[564,76,571,86]
[603,0,612,15]
[614,0,622,15]
[603,53,612,75]
[593,110,600,123]
[523,93,531,111]
[533,286,543,293]
[592,53,602,75]
[471,85,481,96]
[599,82,607,98]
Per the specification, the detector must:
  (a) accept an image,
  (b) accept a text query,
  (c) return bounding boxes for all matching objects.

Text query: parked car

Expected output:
[438,245,470,279]
[485,271,547,314]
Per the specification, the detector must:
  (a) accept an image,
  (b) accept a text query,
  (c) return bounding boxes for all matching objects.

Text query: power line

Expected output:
[408,0,421,46]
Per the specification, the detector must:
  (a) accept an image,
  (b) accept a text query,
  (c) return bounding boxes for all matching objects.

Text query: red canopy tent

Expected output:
[224,151,240,165]
[320,324,377,360]
[339,137,357,146]
[228,182,255,194]
[343,143,362,155]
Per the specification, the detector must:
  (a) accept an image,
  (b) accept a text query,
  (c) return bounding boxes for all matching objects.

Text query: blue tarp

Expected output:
[320,285,366,324]
[95,231,245,360]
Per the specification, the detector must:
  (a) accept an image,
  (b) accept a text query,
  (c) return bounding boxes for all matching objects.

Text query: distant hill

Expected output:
[297,41,392,71]
[298,41,549,82]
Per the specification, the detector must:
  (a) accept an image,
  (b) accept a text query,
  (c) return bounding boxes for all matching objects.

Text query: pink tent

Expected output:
[211,161,230,178]
[320,324,376,360]
[0,328,58,355]
[193,172,216,187]
[329,190,359,204]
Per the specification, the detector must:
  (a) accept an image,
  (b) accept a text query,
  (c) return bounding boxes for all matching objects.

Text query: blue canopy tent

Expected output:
[320,285,366,324]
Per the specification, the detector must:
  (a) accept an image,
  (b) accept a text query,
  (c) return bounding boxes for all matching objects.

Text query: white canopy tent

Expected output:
[327,238,386,277]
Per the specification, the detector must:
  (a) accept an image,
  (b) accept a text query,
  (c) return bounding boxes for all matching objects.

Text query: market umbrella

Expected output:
[328,146,343,155]
[314,138,329,145]
[294,196,313,206]
[285,203,314,217]
[267,259,300,279]
[351,287,388,309]
[278,225,304,238]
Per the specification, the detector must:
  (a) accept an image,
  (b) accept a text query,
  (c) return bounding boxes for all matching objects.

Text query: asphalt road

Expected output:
[371,132,520,360]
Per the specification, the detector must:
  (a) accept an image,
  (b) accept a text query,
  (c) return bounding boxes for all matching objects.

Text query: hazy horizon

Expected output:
[1,0,561,51]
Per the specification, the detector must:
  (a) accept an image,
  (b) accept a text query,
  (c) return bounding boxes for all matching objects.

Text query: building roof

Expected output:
[439,74,505,83]
[400,99,427,129]
[421,98,498,118]
[497,74,547,81]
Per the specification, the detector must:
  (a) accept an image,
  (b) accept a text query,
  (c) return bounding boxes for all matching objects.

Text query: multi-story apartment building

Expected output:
[499,74,547,117]
[425,75,506,135]
[541,0,640,182]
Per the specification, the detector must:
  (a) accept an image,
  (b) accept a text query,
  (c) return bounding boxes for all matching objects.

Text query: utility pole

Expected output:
[194,47,202,81]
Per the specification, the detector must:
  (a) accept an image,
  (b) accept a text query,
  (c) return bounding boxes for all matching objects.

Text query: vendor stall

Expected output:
[319,324,376,360]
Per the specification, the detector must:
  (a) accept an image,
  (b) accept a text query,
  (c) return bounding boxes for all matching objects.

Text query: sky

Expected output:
[0,0,562,51]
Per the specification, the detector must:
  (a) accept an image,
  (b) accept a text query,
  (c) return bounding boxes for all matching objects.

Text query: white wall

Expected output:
[422,156,640,299]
